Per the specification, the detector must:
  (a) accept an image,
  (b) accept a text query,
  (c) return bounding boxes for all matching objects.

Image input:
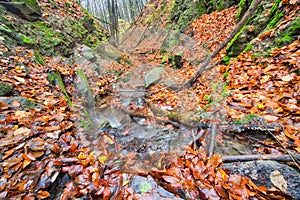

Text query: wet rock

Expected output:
[223,160,300,199]
[0,83,13,96]
[109,124,194,156]
[129,175,177,199]
[75,69,94,108]
[117,88,146,108]
[47,173,72,200]
[95,41,122,61]
[161,78,179,90]
[0,0,42,21]
[144,67,165,88]
[91,106,132,128]
[81,45,97,62]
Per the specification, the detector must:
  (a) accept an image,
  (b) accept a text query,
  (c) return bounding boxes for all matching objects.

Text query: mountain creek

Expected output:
[0,0,299,199]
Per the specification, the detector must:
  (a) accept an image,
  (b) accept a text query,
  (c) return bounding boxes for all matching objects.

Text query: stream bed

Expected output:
[69,33,300,199]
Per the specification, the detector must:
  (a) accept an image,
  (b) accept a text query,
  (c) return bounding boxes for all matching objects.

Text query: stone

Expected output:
[144,67,165,88]
[161,78,179,90]
[223,160,300,199]
[0,0,42,21]
[81,45,96,62]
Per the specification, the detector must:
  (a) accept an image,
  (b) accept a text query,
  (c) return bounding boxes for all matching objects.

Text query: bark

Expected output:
[223,154,300,163]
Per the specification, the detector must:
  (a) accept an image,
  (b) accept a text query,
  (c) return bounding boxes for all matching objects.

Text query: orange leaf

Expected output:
[36,190,51,199]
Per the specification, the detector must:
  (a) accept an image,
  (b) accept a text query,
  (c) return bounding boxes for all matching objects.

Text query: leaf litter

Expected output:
[0,0,299,199]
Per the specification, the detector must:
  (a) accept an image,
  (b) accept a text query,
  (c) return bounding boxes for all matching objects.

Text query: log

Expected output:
[223,154,300,163]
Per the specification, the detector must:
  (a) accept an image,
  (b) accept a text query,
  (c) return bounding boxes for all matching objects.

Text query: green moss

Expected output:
[0,96,41,109]
[234,114,258,124]
[223,55,230,65]
[14,0,38,6]
[223,71,229,79]
[48,71,73,107]
[22,35,35,44]
[140,182,152,194]
[161,53,168,64]
[204,94,212,103]
[267,12,284,30]
[0,2,105,56]
[79,116,90,129]
[0,24,12,33]
[253,52,260,58]
[236,0,253,20]
[277,34,292,44]
[0,83,13,96]
[83,108,94,127]
[236,0,245,19]
[226,25,245,57]
[276,17,300,45]
[217,0,226,11]
[166,112,180,118]
[34,51,46,66]
[243,43,254,52]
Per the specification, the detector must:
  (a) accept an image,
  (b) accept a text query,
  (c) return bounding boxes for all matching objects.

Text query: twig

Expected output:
[258,119,300,170]
[208,122,217,157]
[176,0,263,91]
[223,153,300,163]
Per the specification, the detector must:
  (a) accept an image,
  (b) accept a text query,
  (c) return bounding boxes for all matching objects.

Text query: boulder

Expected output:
[0,0,42,21]
[144,67,165,88]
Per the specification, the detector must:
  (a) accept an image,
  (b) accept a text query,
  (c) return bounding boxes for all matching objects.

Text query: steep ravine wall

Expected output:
[0,0,107,57]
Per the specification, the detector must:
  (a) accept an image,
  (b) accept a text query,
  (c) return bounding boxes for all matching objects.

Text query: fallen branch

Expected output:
[223,154,300,163]
[177,0,263,90]
[257,118,300,170]
[208,122,217,157]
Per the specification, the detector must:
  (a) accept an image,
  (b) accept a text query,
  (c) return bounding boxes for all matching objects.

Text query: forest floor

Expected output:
[0,0,299,199]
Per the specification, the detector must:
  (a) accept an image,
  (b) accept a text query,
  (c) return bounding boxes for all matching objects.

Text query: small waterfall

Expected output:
[81,0,148,38]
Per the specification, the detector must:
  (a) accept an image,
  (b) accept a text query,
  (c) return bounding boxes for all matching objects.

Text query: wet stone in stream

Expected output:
[94,123,197,170]
[223,160,300,199]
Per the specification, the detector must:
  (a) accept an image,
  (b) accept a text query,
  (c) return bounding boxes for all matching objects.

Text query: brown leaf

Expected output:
[36,190,51,199]
[12,100,21,108]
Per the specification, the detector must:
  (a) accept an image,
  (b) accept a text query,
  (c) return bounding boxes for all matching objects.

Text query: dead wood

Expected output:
[208,122,217,157]
[223,154,300,163]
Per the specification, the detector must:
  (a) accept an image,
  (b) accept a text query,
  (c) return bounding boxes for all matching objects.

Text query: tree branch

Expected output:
[223,153,300,163]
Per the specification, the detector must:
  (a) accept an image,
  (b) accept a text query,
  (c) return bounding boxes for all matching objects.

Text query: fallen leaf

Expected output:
[263,115,279,122]
[36,190,51,199]
[98,155,107,164]
[270,170,287,192]
[13,76,26,83]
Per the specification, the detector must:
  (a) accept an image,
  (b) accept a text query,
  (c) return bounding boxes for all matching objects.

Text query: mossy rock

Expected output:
[0,0,41,21]
[226,0,286,58]
[0,83,13,96]
[0,2,105,57]
[276,16,300,46]
[168,0,238,31]
[232,2,299,58]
